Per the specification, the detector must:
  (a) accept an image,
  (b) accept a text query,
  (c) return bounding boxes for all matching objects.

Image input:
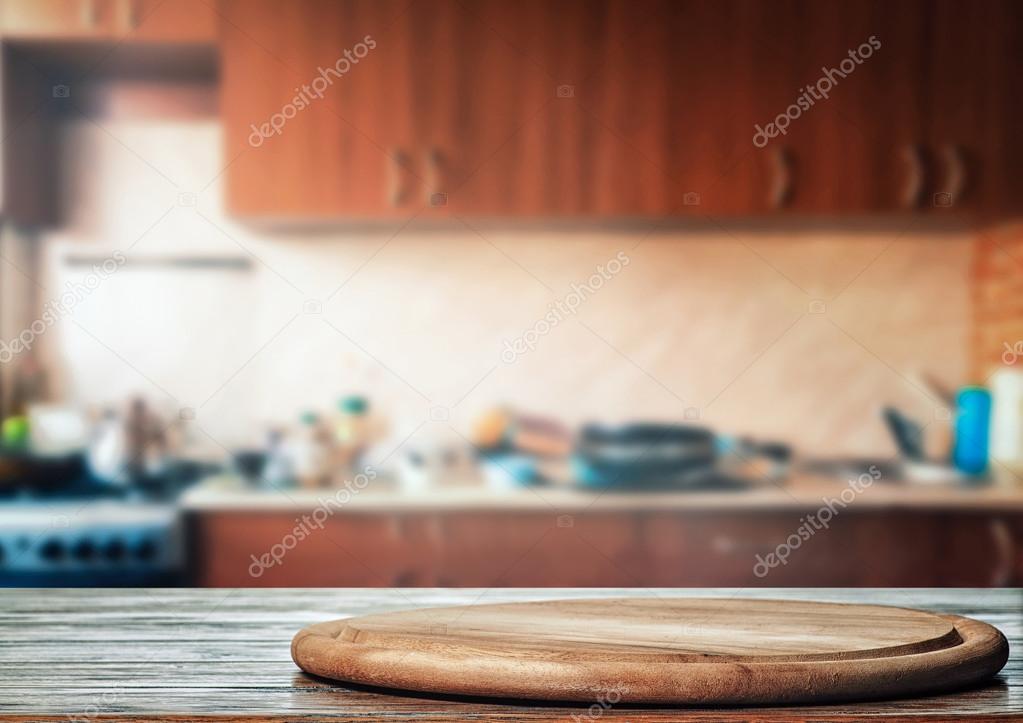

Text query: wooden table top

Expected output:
[1,588,1020,721]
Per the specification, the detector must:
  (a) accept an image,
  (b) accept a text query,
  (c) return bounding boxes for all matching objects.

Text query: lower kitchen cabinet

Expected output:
[187,509,1023,587]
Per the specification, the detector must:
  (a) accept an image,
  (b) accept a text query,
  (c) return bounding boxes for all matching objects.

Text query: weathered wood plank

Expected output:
[0,588,1019,720]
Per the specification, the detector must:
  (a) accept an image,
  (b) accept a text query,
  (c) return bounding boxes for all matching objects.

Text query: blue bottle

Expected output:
[953,386,992,476]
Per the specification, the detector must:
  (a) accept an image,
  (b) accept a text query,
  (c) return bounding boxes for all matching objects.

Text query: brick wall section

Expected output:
[973,224,1023,380]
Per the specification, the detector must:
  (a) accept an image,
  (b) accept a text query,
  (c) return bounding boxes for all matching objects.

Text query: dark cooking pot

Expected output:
[573,423,717,489]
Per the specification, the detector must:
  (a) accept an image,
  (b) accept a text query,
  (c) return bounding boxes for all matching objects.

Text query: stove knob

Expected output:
[133,539,157,561]
[102,539,125,562]
[72,539,96,562]
[39,538,64,562]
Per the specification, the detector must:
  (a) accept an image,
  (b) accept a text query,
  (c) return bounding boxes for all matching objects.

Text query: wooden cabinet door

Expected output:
[937,514,1021,586]
[435,0,709,218]
[0,0,118,37]
[586,0,816,217]
[189,512,437,586]
[219,0,414,219]
[641,511,947,586]
[707,0,806,216]
[0,0,215,41]
[455,0,773,217]
[437,0,600,216]
[778,1,927,214]
[976,0,1023,218]
[577,0,697,216]
[435,513,643,586]
[122,0,216,43]
[924,0,1001,216]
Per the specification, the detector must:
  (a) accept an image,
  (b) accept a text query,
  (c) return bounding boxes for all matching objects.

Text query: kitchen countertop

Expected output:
[181,476,1023,512]
[0,588,1019,721]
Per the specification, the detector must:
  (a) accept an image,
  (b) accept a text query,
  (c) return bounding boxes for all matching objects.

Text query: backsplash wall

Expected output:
[35,117,971,458]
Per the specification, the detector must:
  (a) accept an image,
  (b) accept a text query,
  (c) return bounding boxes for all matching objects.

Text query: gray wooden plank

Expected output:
[0,588,1019,720]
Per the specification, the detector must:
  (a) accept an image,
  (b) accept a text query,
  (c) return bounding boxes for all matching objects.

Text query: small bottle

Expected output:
[334,396,370,477]
[953,386,992,477]
[291,412,332,489]
[263,428,294,488]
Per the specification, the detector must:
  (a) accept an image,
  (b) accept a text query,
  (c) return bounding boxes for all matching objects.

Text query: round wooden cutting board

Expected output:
[291,598,1009,705]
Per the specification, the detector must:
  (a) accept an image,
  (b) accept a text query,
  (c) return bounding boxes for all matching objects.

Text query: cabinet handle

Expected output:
[939,144,967,205]
[388,148,410,207]
[82,0,99,27]
[393,571,417,586]
[768,147,793,209]
[990,518,1014,587]
[424,147,445,207]
[125,0,139,29]
[900,143,926,209]
[712,535,775,556]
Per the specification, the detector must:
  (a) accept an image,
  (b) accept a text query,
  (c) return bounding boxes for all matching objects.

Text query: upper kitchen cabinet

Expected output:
[216,0,1023,220]
[0,0,216,42]
[0,0,119,38]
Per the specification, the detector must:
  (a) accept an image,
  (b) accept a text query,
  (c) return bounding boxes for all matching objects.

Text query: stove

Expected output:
[0,501,184,586]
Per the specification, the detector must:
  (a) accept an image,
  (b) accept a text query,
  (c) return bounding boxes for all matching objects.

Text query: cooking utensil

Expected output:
[882,406,926,461]
[573,423,717,489]
[292,597,1008,705]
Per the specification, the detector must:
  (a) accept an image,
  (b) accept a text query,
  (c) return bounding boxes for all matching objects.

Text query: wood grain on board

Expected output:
[0,588,1019,721]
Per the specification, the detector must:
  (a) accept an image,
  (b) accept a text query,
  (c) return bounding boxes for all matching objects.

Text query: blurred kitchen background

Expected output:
[1,0,1022,587]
